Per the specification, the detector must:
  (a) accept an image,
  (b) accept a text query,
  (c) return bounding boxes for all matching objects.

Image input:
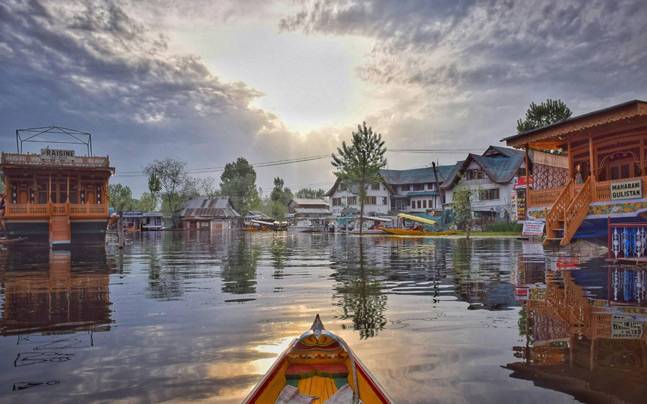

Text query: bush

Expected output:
[483,222,523,233]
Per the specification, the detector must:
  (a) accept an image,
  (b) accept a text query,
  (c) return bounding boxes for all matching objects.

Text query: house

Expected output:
[180,197,240,231]
[288,198,330,217]
[441,146,525,224]
[326,165,458,217]
[503,99,647,245]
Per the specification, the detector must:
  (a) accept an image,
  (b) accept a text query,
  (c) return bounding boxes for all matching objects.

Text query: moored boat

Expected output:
[243,315,391,404]
[381,213,455,237]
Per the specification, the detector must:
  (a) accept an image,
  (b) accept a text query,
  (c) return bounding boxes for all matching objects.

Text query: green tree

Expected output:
[516,99,572,133]
[269,177,292,219]
[452,186,473,239]
[332,122,387,235]
[136,192,157,211]
[295,188,326,199]
[145,158,193,225]
[220,157,260,215]
[109,183,136,212]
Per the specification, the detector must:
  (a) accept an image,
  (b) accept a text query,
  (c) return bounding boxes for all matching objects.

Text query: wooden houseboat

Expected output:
[0,127,114,246]
[504,100,647,245]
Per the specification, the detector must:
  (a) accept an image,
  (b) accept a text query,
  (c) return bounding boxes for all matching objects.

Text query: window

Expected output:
[365,196,377,205]
[422,200,427,209]
[416,200,421,209]
[413,184,424,191]
[428,199,433,209]
[382,197,388,205]
[466,169,485,180]
[347,196,357,205]
[427,183,436,191]
[401,184,411,192]
[478,188,499,200]
[371,183,380,190]
[411,200,415,208]
[332,198,342,206]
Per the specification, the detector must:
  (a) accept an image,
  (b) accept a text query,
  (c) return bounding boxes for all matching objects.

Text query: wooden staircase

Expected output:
[544,177,592,246]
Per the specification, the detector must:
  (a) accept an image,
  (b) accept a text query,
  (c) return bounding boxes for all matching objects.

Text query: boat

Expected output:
[243,219,288,232]
[381,213,453,236]
[243,315,392,404]
[348,216,392,234]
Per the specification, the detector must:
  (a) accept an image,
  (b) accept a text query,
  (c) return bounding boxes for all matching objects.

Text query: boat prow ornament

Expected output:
[311,313,325,339]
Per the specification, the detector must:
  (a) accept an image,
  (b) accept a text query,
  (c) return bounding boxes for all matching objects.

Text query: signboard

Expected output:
[514,287,529,301]
[41,148,75,160]
[528,285,546,301]
[611,314,643,339]
[522,220,545,237]
[610,179,642,200]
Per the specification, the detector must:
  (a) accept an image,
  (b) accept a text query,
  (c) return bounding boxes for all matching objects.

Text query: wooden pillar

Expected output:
[641,138,645,176]
[567,140,574,178]
[588,134,596,181]
[66,175,70,203]
[48,174,51,203]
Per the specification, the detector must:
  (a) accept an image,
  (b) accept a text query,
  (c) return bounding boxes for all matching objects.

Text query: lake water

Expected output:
[0,232,645,403]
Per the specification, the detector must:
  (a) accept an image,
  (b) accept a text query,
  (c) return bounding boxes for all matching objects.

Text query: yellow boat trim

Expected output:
[397,213,437,225]
[298,375,337,403]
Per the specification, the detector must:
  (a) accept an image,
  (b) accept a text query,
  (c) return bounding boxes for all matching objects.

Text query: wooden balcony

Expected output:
[5,202,109,219]
[528,175,647,208]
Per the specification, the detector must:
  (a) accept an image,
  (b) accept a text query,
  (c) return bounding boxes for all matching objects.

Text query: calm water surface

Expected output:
[0,232,644,403]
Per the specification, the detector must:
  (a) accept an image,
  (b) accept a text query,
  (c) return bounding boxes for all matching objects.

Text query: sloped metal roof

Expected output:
[441,146,524,189]
[180,197,240,218]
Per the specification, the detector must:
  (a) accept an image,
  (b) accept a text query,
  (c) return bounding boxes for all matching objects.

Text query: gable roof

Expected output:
[180,197,239,218]
[326,164,458,196]
[290,198,329,207]
[441,146,524,189]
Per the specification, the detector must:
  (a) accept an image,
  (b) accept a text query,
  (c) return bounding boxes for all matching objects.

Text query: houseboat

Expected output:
[503,100,647,245]
[1,127,114,246]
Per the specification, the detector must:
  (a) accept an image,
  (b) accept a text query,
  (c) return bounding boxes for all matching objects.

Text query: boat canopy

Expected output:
[397,213,437,225]
[251,219,275,226]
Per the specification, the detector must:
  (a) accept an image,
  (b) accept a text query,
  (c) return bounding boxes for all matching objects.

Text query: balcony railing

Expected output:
[528,175,647,208]
[4,203,109,218]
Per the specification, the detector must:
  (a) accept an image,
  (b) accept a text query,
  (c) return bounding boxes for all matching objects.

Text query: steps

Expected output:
[544,177,592,246]
[49,215,71,248]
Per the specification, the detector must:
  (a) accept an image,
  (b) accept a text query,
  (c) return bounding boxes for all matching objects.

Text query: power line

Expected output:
[113,148,479,177]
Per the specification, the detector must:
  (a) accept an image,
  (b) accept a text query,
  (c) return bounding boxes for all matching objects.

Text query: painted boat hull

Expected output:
[574,213,647,242]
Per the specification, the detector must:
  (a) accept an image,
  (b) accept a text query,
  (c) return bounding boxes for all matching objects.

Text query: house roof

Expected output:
[180,197,240,218]
[441,146,524,189]
[502,99,647,147]
[290,198,329,207]
[326,164,457,196]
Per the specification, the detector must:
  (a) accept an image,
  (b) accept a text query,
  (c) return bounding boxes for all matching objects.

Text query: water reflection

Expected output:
[509,251,647,402]
[1,247,113,336]
[221,235,260,297]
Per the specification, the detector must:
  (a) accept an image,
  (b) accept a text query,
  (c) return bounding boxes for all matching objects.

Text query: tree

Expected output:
[136,192,157,211]
[269,177,293,219]
[295,188,326,199]
[332,122,387,235]
[145,158,193,225]
[109,183,136,212]
[516,99,572,133]
[452,186,473,239]
[220,157,260,215]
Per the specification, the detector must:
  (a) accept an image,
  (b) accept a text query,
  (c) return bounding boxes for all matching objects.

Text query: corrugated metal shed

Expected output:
[181,197,240,218]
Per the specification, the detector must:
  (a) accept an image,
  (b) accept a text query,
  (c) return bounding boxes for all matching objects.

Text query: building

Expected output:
[288,198,331,231]
[180,197,240,231]
[119,211,164,231]
[503,99,647,244]
[441,146,525,224]
[1,127,114,246]
[325,164,456,217]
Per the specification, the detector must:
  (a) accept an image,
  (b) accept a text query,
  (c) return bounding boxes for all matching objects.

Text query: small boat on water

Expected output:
[381,213,454,237]
[243,219,288,232]
[243,315,391,404]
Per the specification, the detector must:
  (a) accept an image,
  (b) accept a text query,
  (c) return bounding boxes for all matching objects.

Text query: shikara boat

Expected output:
[243,315,391,404]
[381,213,456,236]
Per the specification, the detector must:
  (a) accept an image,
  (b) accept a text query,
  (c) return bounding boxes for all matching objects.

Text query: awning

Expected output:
[397,213,437,225]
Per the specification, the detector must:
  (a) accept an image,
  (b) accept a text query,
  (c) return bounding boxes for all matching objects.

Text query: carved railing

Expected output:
[561,177,592,246]
[545,179,574,240]
[4,203,108,218]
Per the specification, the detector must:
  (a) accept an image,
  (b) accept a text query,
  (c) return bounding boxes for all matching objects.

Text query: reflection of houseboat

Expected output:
[504,100,647,245]
[0,127,114,246]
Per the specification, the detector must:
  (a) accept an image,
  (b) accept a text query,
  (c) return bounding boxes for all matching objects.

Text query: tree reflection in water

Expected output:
[221,235,260,295]
[333,239,387,339]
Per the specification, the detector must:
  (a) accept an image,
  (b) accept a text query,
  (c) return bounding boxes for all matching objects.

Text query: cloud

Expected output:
[0,0,343,193]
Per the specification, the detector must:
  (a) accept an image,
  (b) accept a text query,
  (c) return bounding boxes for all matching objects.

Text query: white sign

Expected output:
[611,314,643,338]
[522,220,545,237]
[41,148,75,160]
[610,179,642,200]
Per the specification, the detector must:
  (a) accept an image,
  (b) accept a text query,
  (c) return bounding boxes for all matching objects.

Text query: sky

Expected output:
[1,0,646,196]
